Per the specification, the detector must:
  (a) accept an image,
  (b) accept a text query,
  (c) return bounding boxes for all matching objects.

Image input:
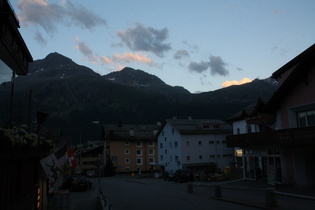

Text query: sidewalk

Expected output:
[192,179,315,209]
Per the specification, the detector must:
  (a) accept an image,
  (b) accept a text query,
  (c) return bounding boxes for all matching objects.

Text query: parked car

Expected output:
[70,177,89,191]
[173,169,194,183]
[163,171,175,181]
[86,170,96,177]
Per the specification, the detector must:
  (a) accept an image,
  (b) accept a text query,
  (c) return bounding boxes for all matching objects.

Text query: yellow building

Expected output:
[103,124,159,174]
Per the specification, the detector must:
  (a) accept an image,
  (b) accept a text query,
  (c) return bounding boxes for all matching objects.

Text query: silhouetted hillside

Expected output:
[0,53,277,143]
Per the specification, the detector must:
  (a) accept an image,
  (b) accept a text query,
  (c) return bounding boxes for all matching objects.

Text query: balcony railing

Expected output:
[227,126,315,147]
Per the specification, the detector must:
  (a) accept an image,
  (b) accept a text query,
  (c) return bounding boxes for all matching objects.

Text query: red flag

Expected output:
[67,147,77,169]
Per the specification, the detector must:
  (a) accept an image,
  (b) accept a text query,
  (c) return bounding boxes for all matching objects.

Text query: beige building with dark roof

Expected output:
[103,124,160,173]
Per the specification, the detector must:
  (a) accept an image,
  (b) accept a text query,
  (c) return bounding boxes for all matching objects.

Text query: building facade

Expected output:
[227,43,315,186]
[103,124,159,173]
[157,118,233,177]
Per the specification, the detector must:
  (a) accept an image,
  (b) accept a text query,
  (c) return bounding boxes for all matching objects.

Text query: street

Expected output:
[68,175,257,210]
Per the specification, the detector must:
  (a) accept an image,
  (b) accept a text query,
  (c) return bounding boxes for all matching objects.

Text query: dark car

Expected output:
[163,171,175,181]
[173,169,194,183]
[70,177,89,191]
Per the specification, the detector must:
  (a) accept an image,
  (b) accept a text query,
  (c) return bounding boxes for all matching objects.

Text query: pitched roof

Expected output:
[265,43,315,112]
[103,124,159,140]
[159,118,231,135]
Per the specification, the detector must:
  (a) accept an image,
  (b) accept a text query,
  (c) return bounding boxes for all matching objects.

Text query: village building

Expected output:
[157,118,233,178]
[227,43,315,186]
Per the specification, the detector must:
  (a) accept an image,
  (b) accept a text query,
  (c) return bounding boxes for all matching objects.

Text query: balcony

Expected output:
[227,126,315,148]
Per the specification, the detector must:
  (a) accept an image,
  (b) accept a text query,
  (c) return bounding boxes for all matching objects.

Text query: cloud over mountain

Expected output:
[117,23,171,57]
[17,0,106,35]
[188,55,229,76]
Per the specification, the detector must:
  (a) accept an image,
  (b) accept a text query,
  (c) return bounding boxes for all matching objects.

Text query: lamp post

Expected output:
[79,121,99,175]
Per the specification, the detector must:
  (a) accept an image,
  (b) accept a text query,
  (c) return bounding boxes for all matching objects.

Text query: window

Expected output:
[186,156,190,161]
[199,155,203,160]
[160,155,163,161]
[198,141,202,145]
[125,141,130,145]
[175,156,179,162]
[136,150,142,156]
[136,141,142,147]
[170,142,172,148]
[186,141,190,146]
[223,154,232,158]
[222,140,227,144]
[210,155,215,159]
[162,131,164,136]
[170,156,173,162]
[160,143,163,149]
[217,141,220,144]
[148,141,154,146]
[247,125,252,133]
[164,137,167,141]
[149,158,154,163]
[209,141,214,144]
[298,110,315,127]
[149,149,154,155]
[136,158,142,165]
[125,158,130,163]
[125,149,130,154]
[175,142,178,148]
[165,150,167,154]
[217,154,221,158]
[213,125,219,129]
[172,128,174,134]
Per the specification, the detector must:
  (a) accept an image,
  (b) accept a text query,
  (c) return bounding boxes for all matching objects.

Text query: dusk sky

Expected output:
[5,0,315,93]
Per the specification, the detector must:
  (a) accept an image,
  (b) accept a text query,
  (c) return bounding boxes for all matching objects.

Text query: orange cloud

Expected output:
[113,52,153,65]
[221,78,253,88]
[100,56,114,64]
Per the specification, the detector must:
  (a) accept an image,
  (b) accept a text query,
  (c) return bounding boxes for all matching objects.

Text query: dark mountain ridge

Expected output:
[0,52,277,143]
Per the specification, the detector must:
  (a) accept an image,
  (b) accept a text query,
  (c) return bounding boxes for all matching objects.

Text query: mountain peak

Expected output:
[44,52,73,64]
[103,67,166,87]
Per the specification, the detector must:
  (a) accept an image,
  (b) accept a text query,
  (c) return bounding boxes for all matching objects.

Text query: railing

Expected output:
[187,182,315,209]
[98,188,113,210]
[227,126,315,147]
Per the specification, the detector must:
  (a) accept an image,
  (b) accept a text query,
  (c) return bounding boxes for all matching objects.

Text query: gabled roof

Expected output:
[265,43,315,112]
[103,124,159,140]
[157,118,231,135]
[227,97,270,122]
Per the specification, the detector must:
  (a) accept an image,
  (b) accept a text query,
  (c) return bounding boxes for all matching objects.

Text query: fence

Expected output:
[187,182,315,209]
[98,188,113,210]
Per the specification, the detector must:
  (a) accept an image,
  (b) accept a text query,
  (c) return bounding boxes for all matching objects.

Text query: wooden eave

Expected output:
[0,1,33,75]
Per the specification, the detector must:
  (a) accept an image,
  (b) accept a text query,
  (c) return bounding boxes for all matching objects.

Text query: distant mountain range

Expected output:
[0,53,277,143]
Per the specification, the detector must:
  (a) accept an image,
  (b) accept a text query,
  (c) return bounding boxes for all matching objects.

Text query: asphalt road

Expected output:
[95,175,257,210]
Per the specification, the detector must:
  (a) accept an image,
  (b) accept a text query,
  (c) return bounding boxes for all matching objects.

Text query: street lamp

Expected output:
[79,121,100,175]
